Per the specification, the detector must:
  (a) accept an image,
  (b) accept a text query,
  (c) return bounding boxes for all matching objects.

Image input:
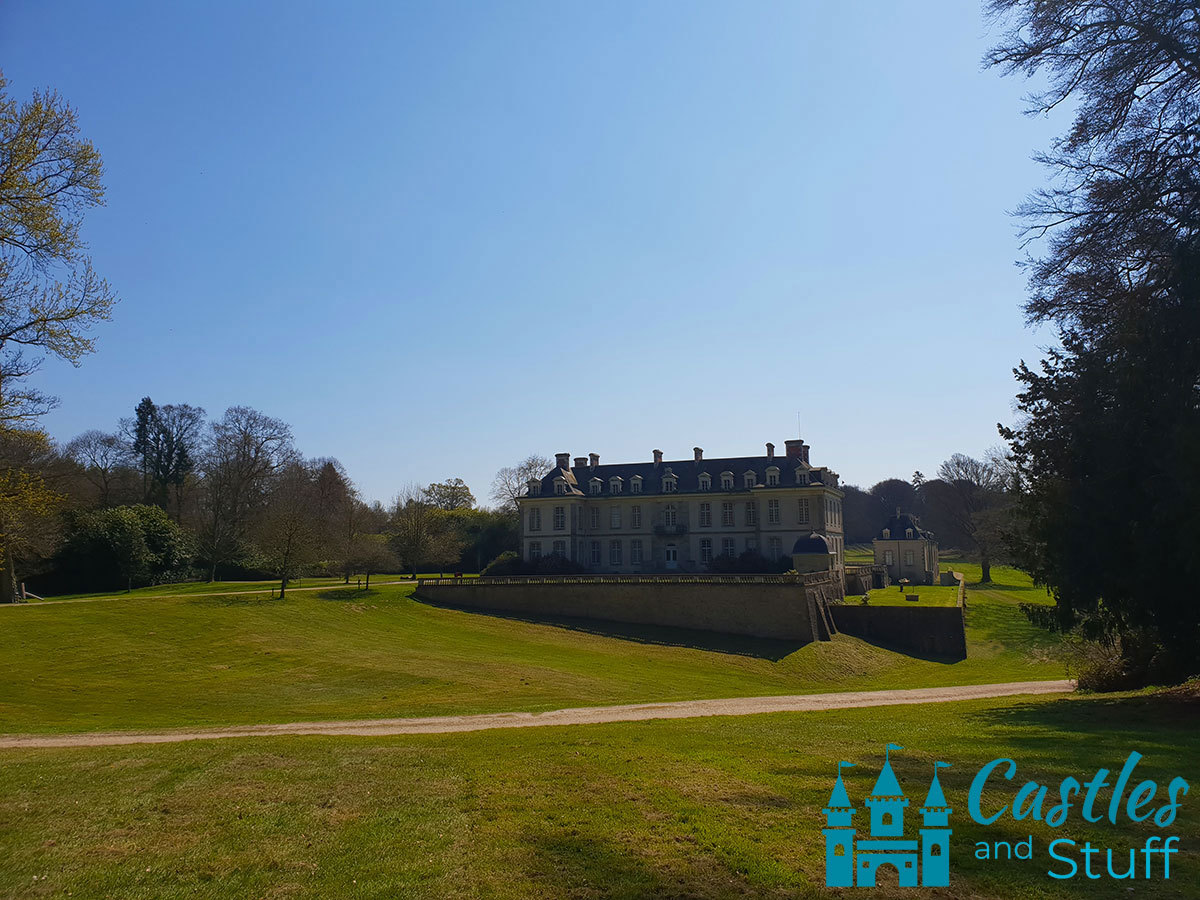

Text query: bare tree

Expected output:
[255,461,320,599]
[931,453,1009,583]
[198,406,293,581]
[388,484,463,577]
[0,77,117,423]
[64,429,129,507]
[345,534,398,589]
[490,454,552,511]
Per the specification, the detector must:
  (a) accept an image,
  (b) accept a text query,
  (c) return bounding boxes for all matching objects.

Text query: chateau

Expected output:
[518,438,845,577]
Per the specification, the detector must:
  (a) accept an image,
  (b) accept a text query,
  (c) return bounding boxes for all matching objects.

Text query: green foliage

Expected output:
[53,504,194,591]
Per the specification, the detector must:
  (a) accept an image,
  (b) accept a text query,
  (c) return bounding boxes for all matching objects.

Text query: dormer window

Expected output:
[743,471,756,489]
[794,468,807,484]
[721,472,733,490]
[882,528,891,539]
[589,478,602,495]
[698,473,711,491]
[554,478,567,495]
[609,476,623,494]
[662,468,678,493]
[631,476,642,494]
[766,467,780,486]
[905,528,914,539]
[528,482,541,497]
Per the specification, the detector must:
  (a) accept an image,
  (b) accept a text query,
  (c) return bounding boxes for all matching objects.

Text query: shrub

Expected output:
[481,551,522,576]
[480,551,587,577]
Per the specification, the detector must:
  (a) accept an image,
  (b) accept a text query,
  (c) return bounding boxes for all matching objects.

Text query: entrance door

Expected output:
[665,544,678,569]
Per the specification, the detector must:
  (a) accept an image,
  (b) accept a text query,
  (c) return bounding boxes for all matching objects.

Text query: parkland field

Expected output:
[1,565,1196,898]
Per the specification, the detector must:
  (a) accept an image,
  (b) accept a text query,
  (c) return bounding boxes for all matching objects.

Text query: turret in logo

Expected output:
[822,745,953,888]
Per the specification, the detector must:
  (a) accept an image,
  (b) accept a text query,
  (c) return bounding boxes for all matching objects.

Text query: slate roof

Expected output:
[793,532,832,555]
[877,512,934,541]
[532,453,840,499]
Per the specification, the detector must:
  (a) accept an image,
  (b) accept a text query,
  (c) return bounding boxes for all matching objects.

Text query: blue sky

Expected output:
[1,2,1060,504]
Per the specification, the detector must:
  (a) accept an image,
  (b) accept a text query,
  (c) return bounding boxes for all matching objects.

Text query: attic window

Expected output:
[609,477,623,494]
[590,478,602,495]
[698,473,711,491]
[528,482,541,496]
[906,528,914,539]
[795,468,806,484]
[662,476,678,493]
[554,479,567,495]
[882,528,891,539]
[631,476,643,494]
[743,471,756,489]
[721,472,733,490]
[766,467,780,487]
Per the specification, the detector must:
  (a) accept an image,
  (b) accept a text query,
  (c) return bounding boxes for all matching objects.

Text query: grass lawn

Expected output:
[857,584,962,607]
[0,569,1064,734]
[0,690,1195,898]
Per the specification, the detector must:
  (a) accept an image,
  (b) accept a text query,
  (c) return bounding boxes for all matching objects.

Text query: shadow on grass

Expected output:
[186,592,286,607]
[414,598,806,660]
[316,587,383,602]
[830,632,962,664]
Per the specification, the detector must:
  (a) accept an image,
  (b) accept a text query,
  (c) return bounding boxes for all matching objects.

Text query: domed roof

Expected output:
[792,532,831,555]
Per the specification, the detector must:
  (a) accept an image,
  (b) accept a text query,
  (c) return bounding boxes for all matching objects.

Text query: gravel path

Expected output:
[0,680,1073,749]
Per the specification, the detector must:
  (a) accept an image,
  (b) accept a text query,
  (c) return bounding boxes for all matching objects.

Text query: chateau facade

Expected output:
[873,511,939,585]
[518,439,845,577]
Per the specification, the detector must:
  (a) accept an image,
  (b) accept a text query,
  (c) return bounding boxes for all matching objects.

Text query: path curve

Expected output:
[0,680,1073,750]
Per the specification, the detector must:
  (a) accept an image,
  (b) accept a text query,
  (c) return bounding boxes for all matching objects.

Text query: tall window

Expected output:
[631,476,642,493]
[698,474,711,491]
[630,539,643,565]
[698,502,712,527]
[529,541,542,560]
[552,540,565,556]
[721,473,734,490]
[722,537,736,557]
[884,550,894,565]
[529,508,542,531]
[589,507,600,529]
[768,536,782,561]
[590,541,601,565]
[721,501,733,526]
[610,506,621,528]
[609,540,622,566]
[904,550,914,566]
[767,499,780,525]
[746,537,758,552]
[699,538,713,564]
[798,498,810,524]
[631,505,642,528]
[553,506,565,530]
[664,504,677,527]
[745,502,757,526]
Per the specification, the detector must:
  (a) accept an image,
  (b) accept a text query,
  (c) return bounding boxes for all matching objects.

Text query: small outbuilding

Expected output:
[873,511,939,585]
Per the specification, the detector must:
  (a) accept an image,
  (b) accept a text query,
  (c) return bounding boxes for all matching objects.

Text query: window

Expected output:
[745,502,757,526]
[663,504,677,526]
[589,507,600,529]
[698,502,712,527]
[662,476,677,492]
[699,538,713,564]
[746,537,757,552]
[631,476,642,493]
[794,467,806,485]
[631,504,642,528]
[553,506,565,530]
[721,472,734,490]
[529,508,542,531]
[610,506,621,528]
[529,541,542,559]
[882,528,891,539]
[766,467,780,486]
[905,528,914,539]
[743,472,756,489]
[590,541,601,565]
[698,473,711,491]
[554,479,567,495]
[630,539,643,565]
[721,501,734,526]
[904,550,914,566]
[610,477,623,494]
[768,536,782,561]
[767,499,780,525]
[798,498,810,524]
[884,550,894,565]
[609,540,622,566]
[589,478,602,495]
[552,540,565,556]
[722,537,735,557]
[528,482,541,496]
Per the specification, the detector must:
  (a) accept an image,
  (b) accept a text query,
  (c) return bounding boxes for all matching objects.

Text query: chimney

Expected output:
[589,453,599,468]
[766,442,775,459]
[653,449,663,465]
[785,439,809,464]
[574,457,588,468]
[555,452,570,469]
[693,447,703,462]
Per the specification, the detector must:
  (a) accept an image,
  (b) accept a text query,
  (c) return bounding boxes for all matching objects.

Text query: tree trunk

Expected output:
[209,561,217,583]
[279,575,287,599]
[0,550,17,604]
[127,575,132,593]
[980,553,992,584]
[365,571,371,589]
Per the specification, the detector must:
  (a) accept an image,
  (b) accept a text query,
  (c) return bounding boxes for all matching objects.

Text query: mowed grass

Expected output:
[0,691,1196,899]
[0,568,1063,734]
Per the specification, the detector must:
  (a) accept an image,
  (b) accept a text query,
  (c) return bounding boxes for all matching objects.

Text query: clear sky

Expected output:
[1,1,1060,504]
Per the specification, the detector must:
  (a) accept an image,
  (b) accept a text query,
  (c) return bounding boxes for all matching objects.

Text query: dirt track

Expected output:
[0,680,1073,750]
